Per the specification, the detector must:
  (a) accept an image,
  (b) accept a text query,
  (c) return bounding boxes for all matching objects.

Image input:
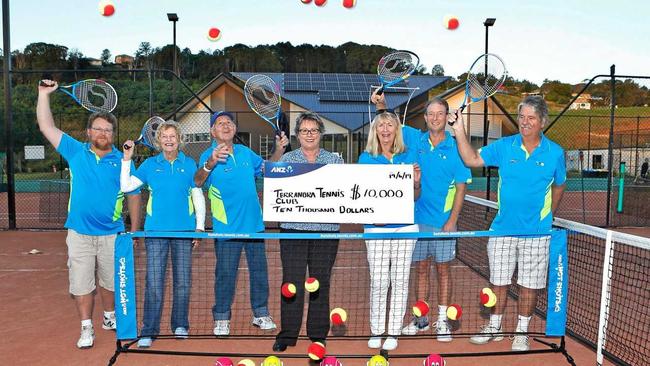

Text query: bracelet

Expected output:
[202,162,212,172]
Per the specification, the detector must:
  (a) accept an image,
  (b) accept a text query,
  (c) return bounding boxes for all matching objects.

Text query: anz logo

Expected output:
[270,165,293,174]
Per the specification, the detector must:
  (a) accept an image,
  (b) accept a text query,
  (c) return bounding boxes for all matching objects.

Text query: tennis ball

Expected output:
[480,287,494,305]
[330,307,347,325]
[301,0,312,3]
[443,15,460,30]
[215,357,233,366]
[424,353,446,366]
[314,0,327,6]
[307,341,326,360]
[368,354,388,366]
[412,300,430,317]
[207,27,222,42]
[446,304,462,320]
[342,0,356,8]
[261,355,282,366]
[281,282,297,298]
[320,356,342,366]
[305,277,320,292]
[98,0,115,16]
[237,359,255,366]
[484,292,497,308]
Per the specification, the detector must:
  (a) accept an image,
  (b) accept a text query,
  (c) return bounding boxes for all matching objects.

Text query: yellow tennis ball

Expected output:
[368,354,388,366]
[485,292,497,308]
[305,277,320,292]
[446,304,462,320]
[261,355,282,366]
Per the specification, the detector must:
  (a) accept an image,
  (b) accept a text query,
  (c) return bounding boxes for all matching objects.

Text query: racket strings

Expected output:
[378,52,417,82]
[141,117,164,148]
[244,76,281,120]
[467,54,507,100]
[76,80,118,113]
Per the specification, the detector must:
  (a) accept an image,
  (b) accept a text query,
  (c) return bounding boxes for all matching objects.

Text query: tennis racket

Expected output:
[376,50,420,95]
[448,53,507,125]
[43,79,118,113]
[123,116,164,150]
[244,74,282,136]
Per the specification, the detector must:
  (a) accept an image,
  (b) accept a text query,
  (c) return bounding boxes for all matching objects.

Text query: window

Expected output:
[593,155,603,169]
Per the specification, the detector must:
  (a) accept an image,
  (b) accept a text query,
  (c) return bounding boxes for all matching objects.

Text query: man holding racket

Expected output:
[194,111,288,336]
[36,80,141,349]
[449,95,566,351]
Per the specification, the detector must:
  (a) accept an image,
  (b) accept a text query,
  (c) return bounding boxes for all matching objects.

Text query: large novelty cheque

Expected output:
[263,162,414,224]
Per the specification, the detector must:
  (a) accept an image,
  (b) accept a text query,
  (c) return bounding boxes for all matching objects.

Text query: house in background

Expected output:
[172,72,518,162]
[114,54,134,68]
[569,93,593,110]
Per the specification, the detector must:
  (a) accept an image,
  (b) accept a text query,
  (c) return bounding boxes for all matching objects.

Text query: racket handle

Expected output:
[376,86,385,96]
[123,144,131,150]
[447,105,467,126]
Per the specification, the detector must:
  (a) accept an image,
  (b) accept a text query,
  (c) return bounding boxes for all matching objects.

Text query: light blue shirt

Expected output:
[479,133,566,232]
[133,152,197,231]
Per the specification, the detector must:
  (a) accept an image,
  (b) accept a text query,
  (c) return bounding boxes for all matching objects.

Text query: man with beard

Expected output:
[36,79,141,349]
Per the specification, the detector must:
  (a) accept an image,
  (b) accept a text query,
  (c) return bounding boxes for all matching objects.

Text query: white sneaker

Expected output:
[252,316,277,331]
[511,335,530,351]
[469,324,504,345]
[102,314,116,330]
[174,327,189,339]
[368,336,382,349]
[213,320,230,336]
[137,337,152,348]
[77,325,95,349]
[382,337,398,351]
[435,320,452,342]
[401,319,430,335]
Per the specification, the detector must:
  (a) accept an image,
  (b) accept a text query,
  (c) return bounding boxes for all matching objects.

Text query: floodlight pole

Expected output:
[3,0,16,229]
[483,18,496,200]
[167,13,179,118]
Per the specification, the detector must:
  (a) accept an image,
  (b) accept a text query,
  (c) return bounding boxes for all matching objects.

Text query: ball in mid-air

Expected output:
[307,341,326,360]
[98,0,115,16]
[281,282,297,298]
[443,14,460,30]
[342,0,356,8]
[314,0,327,6]
[301,0,312,3]
[305,277,320,292]
[329,307,348,325]
[446,304,462,320]
[412,300,430,317]
[207,27,222,42]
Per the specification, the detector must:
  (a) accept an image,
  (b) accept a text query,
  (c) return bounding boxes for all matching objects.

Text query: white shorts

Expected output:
[66,229,116,295]
[487,236,550,289]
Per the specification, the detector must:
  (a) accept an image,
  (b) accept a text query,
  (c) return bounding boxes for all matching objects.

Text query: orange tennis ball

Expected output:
[443,14,460,30]
[330,307,347,325]
[207,27,222,42]
[446,304,462,320]
[305,277,320,292]
[237,359,255,366]
[314,0,327,6]
[307,341,326,360]
[342,0,356,8]
[412,300,430,317]
[98,1,115,16]
[281,282,297,298]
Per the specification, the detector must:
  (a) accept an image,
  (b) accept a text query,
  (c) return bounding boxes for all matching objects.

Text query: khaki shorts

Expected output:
[487,236,550,289]
[66,229,116,295]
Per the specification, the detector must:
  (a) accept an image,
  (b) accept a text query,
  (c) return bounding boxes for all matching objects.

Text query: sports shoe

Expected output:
[435,320,452,342]
[174,327,189,339]
[213,320,230,336]
[367,336,382,349]
[401,318,430,335]
[511,335,530,351]
[382,337,398,351]
[77,325,95,349]
[469,324,504,345]
[137,337,152,348]
[102,314,116,330]
[252,316,277,331]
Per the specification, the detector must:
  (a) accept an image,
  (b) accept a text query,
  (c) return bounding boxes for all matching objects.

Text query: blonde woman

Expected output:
[121,120,206,348]
[358,112,421,351]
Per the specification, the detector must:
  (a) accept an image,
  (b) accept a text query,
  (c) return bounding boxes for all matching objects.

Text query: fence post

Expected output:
[3,0,16,229]
[605,65,615,227]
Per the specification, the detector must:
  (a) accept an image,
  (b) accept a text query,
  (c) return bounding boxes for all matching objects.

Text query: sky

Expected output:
[1,0,648,86]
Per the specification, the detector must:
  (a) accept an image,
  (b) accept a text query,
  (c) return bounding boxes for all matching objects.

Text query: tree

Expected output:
[135,42,154,70]
[100,49,111,66]
[431,64,445,76]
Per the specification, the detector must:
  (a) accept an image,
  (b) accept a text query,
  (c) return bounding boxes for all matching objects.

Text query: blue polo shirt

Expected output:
[402,125,425,147]
[415,131,472,228]
[358,148,417,228]
[199,142,264,233]
[57,133,136,235]
[133,152,197,231]
[479,133,566,232]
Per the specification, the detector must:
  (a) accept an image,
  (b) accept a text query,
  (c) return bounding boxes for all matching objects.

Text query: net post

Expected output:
[595,230,614,366]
